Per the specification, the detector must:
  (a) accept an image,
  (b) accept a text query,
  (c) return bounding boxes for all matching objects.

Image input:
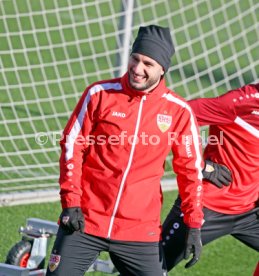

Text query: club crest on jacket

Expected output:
[157,114,172,132]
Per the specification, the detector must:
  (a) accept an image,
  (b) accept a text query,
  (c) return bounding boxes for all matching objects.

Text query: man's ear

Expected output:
[161,68,165,76]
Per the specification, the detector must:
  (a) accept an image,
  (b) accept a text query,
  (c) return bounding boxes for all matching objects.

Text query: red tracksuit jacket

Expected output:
[189,83,259,214]
[59,73,203,242]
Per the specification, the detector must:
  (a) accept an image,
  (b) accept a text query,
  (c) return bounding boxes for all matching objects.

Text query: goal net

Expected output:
[1,0,259,197]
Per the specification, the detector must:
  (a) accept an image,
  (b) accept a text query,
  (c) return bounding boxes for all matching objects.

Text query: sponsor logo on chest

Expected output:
[252,110,259,115]
[112,111,126,118]
[157,114,172,133]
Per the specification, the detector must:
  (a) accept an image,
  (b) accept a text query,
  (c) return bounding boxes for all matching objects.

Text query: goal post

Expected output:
[0,0,259,197]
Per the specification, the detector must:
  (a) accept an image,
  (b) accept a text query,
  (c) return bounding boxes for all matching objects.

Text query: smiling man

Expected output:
[46,25,204,276]
[128,53,164,92]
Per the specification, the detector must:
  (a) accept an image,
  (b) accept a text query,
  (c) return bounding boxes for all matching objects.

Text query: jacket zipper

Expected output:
[107,95,146,239]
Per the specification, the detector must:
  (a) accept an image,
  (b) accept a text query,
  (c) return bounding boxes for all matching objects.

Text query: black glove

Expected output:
[202,160,232,188]
[59,207,85,233]
[184,228,202,269]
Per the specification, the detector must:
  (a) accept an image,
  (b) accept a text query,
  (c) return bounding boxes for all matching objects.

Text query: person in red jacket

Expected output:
[46,25,204,276]
[162,83,259,273]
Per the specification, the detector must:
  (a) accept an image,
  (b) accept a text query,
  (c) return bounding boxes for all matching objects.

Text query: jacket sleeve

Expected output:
[188,90,237,126]
[171,103,204,228]
[59,87,96,208]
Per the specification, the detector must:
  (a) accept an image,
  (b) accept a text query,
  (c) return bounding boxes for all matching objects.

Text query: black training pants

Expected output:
[46,227,167,276]
[162,196,259,271]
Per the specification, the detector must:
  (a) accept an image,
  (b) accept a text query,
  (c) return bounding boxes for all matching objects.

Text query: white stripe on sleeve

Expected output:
[65,82,122,160]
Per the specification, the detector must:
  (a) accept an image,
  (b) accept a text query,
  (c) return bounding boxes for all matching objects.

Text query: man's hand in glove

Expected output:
[202,160,232,188]
[59,207,85,233]
[184,228,202,269]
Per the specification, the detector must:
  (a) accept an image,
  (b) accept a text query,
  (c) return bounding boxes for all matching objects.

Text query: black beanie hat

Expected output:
[131,25,175,72]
